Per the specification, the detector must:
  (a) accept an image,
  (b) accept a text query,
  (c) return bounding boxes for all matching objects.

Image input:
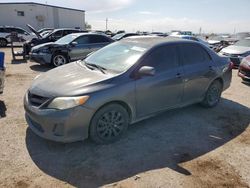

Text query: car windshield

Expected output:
[83,42,147,73]
[234,39,250,47]
[55,34,79,44]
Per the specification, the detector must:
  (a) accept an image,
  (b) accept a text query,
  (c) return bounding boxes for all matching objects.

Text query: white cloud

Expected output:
[138,11,157,15]
[89,17,250,33]
[72,0,134,12]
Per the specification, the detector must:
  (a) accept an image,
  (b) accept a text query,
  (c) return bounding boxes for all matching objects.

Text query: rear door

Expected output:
[178,43,216,104]
[135,45,184,117]
[88,35,112,52]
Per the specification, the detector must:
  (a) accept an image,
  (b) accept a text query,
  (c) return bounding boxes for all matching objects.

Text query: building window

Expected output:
[17,11,25,16]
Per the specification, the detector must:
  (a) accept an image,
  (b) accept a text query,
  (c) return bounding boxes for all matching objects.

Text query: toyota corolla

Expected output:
[24,37,232,144]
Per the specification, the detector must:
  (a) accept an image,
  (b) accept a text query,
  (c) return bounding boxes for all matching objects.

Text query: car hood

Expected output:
[31,42,64,51]
[221,45,250,55]
[27,24,42,39]
[29,62,116,97]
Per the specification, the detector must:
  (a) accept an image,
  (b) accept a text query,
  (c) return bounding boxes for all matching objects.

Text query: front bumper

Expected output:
[30,53,52,65]
[24,93,95,143]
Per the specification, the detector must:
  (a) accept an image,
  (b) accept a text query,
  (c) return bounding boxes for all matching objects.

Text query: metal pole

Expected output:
[106,18,108,31]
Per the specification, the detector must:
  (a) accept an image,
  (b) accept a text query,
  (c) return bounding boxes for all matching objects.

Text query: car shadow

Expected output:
[0,100,7,118]
[30,64,52,72]
[25,99,250,187]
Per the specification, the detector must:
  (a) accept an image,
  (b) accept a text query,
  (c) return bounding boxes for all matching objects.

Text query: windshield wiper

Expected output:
[85,62,107,74]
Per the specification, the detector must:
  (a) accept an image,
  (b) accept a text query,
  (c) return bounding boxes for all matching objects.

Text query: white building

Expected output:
[0,2,85,30]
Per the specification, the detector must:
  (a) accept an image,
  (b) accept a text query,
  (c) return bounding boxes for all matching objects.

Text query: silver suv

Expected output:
[0,26,36,47]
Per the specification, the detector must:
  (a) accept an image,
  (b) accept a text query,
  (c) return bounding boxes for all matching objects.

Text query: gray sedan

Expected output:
[30,33,113,67]
[24,37,232,144]
[220,38,250,68]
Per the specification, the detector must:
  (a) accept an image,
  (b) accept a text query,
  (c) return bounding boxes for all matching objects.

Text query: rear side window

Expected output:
[89,35,111,43]
[179,44,211,65]
[143,45,179,72]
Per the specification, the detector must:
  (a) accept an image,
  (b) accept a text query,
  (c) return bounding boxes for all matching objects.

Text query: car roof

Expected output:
[121,36,191,48]
[52,28,81,32]
[68,32,109,37]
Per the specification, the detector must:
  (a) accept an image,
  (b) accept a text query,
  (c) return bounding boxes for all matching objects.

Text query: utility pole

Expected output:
[106,18,108,31]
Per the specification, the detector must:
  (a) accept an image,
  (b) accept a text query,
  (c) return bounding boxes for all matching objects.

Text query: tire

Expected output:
[52,53,68,67]
[201,80,223,108]
[90,104,129,144]
[0,38,7,47]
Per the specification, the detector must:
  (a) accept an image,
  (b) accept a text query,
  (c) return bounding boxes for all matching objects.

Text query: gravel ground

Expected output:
[0,47,249,188]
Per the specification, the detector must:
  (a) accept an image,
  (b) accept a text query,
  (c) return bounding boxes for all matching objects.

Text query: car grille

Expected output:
[28,91,50,107]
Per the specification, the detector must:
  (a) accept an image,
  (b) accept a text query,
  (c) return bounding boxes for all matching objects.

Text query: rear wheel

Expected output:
[52,53,68,67]
[0,38,7,47]
[90,104,129,144]
[201,80,223,108]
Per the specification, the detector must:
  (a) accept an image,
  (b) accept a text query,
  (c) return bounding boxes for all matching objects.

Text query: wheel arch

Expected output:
[94,100,133,123]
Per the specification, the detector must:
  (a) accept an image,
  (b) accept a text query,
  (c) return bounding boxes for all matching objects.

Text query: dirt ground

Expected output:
[0,47,249,188]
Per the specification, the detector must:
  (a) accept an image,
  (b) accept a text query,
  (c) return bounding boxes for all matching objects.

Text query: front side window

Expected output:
[55,34,78,45]
[143,45,179,72]
[74,36,89,44]
[179,44,211,65]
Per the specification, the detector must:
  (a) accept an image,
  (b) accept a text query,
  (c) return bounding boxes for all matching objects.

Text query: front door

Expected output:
[135,45,184,117]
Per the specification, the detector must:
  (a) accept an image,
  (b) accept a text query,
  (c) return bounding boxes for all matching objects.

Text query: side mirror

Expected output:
[71,41,78,46]
[138,66,155,77]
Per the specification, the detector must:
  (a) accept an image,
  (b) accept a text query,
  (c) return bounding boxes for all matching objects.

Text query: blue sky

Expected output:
[1,0,250,33]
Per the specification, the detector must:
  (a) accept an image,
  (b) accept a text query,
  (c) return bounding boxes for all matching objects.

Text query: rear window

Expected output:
[179,44,211,65]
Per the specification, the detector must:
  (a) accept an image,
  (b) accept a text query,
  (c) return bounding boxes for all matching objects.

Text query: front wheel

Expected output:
[201,80,223,108]
[52,53,68,67]
[89,104,129,144]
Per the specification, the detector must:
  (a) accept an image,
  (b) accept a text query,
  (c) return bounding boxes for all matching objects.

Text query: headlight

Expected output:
[40,48,50,53]
[47,96,89,110]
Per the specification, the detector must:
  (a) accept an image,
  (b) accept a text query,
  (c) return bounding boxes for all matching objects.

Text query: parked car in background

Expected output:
[207,35,238,52]
[219,38,250,68]
[23,24,83,55]
[0,52,5,94]
[172,35,209,47]
[24,37,232,144]
[238,55,250,83]
[0,26,36,47]
[30,33,113,67]
[38,28,54,34]
[112,33,139,41]
[38,28,54,37]
[151,32,168,37]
